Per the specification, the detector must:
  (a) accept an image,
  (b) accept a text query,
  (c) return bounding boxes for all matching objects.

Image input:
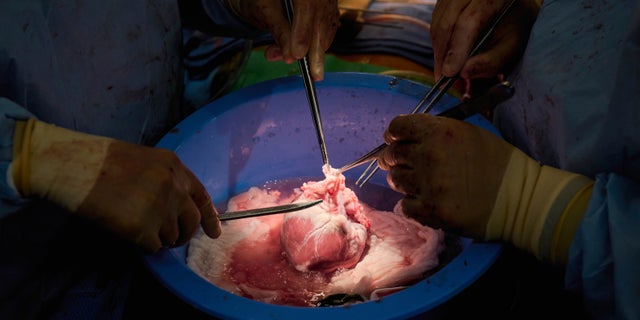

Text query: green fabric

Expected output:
[229,49,392,92]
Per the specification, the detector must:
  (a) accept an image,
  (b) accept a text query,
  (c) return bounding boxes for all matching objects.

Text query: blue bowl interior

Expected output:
[144,72,502,320]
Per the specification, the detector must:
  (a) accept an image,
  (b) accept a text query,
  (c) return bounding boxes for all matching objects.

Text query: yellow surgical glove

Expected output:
[11,119,221,252]
[378,114,593,265]
[486,149,593,265]
[12,118,113,210]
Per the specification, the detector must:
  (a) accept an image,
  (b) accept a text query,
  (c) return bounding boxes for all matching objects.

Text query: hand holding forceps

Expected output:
[283,0,330,167]
[338,0,518,187]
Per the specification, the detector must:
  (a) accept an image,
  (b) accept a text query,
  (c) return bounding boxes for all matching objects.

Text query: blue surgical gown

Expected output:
[0,1,260,318]
[494,1,640,319]
[1,0,639,319]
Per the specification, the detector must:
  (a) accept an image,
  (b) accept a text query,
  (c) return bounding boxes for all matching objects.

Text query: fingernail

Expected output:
[292,42,307,60]
[313,65,324,81]
[442,51,460,77]
[265,46,283,61]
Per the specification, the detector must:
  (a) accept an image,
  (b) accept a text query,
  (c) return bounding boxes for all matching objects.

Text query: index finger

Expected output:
[186,170,221,239]
[433,1,504,78]
[266,5,294,62]
[431,0,466,79]
[308,25,326,81]
[385,114,436,143]
[307,2,339,80]
[291,0,314,59]
[198,196,221,239]
[441,2,499,77]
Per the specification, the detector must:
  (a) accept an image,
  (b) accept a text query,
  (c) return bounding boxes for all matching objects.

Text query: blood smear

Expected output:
[187,167,446,307]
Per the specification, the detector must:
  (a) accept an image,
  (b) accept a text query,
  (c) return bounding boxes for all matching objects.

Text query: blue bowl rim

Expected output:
[144,72,503,320]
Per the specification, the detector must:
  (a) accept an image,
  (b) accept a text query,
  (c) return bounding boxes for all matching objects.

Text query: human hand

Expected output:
[377,114,593,265]
[12,119,221,253]
[230,0,340,80]
[431,0,540,80]
[376,114,511,238]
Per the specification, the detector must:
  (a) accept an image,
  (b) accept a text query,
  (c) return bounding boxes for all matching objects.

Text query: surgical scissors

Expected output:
[344,0,517,187]
[283,0,330,166]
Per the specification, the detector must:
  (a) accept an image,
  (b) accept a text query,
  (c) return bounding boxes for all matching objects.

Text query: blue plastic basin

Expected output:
[144,72,502,320]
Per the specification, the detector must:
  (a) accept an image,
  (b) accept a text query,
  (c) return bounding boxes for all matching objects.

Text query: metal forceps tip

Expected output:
[349,0,518,187]
[283,0,330,166]
[339,81,515,184]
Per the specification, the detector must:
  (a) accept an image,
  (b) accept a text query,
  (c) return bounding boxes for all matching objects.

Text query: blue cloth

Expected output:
[567,173,640,320]
[0,98,33,217]
[0,0,261,318]
[181,30,254,109]
[494,0,640,319]
[330,1,435,70]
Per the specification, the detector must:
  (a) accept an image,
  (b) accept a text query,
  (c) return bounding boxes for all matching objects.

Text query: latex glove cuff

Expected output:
[11,119,113,212]
[485,148,594,265]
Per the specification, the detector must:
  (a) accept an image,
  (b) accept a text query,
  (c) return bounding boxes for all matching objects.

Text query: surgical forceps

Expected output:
[340,0,517,187]
[337,80,515,174]
[219,199,323,221]
[283,0,330,166]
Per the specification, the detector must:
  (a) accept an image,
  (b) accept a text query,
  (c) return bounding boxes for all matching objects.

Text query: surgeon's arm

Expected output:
[377,113,593,265]
[1,98,221,252]
[378,114,640,318]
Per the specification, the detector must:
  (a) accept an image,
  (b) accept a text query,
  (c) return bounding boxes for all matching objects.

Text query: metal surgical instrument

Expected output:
[338,81,515,175]
[283,0,330,166]
[219,199,323,221]
[345,0,517,187]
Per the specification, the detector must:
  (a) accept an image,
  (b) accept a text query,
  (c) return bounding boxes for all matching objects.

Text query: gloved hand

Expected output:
[11,119,221,252]
[431,0,541,80]
[377,114,594,265]
[228,0,339,81]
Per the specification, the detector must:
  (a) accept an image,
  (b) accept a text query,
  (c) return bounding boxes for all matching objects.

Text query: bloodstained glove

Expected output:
[227,0,339,80]
[377,114,593,265]
[11,119,221,252]
[431,0,541,80]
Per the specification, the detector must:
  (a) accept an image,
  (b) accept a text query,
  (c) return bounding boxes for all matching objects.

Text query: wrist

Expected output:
[485,148,543,245]
[528,166,593,264]
[11,118,36,197]
[25,120,113,212]
[485,148,594,265]
[544,178,593,265]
